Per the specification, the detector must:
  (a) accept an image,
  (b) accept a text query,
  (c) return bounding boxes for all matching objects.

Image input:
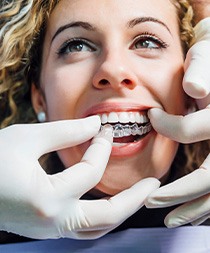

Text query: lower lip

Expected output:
[111,130,154,157]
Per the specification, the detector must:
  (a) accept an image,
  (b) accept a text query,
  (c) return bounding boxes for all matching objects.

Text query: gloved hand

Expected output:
[144,16,210,228]
[145,107,210,228]
[0,116,160,239]
[183,17,210,109]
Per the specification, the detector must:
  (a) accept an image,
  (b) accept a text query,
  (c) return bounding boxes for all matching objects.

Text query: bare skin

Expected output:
[191,0,210,22]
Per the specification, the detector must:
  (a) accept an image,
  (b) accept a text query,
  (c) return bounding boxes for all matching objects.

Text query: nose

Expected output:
[92,52,138,91]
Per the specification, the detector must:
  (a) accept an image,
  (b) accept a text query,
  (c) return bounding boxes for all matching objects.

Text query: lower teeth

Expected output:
[101,123,152,138]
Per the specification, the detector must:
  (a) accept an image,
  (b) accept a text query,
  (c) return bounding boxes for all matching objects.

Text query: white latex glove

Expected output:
[0,116,160,239]
[147,18,210,227]
[145,107,210,228]
[183,17,210,108]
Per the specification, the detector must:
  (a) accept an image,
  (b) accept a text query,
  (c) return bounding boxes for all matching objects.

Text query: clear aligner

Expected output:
[101,123,152,138]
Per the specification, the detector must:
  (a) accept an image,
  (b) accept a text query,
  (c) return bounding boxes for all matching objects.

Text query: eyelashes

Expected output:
[56,32,169,57]
[57,38,97,56]
[132,32,169,50]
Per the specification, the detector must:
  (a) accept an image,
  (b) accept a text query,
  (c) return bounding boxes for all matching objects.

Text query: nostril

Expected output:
[123,79,132,85]
[99,79,109,85]
[97,78,135,89]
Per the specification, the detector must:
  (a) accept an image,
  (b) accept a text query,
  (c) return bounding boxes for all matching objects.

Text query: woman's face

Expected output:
[32,0,187,195]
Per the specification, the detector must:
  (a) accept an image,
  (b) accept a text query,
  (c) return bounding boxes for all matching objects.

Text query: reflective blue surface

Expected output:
[0,226,210,253]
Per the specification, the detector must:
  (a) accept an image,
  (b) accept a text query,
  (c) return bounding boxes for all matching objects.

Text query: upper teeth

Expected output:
[99,111,149,124]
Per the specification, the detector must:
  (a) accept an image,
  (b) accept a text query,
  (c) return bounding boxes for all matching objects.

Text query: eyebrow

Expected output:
[51,21,97,43]
[51,16,171,43]
[128,17,171,34]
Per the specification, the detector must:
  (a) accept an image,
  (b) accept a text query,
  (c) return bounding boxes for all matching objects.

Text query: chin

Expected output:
[93,139,178,196]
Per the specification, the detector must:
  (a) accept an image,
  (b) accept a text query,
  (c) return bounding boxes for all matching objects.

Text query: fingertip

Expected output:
[148,108,166,132]
[144,183,166,209]
[142,177,161,188]
[133,177,160,188]
[144,195,159,209]
[132,178,161,201]
[148,108,164,119]
[85,115,101,129]
[183,81,209,99]
[164,215,179,229]
[93,124,113,144]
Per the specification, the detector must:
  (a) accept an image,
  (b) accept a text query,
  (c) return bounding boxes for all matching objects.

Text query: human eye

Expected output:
[132,32,169,50]
[57,38,97,56]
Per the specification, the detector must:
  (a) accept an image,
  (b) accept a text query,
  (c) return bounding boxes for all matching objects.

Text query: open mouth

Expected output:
[99,111,152,145]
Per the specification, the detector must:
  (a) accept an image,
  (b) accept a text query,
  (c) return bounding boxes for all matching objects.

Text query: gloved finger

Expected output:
[191,214,210,226]
[148,108,210,143]
[71,226,119,240]
[183,41,210,99]
[50,126,113,197]
[145,158,210,208]
[21,116,101,157]
[73,230,111,240]
[164,193,210,228]
[78,178,160,230]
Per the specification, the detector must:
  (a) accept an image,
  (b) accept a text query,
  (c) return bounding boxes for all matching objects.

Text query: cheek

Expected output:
[41,66,91,120]
[165,72,186,114]
[145,62,185,114]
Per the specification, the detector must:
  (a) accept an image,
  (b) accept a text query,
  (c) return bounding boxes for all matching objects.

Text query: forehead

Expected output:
[48,0,178,34]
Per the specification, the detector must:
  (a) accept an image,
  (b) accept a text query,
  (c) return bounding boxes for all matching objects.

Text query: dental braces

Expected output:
[101,123,152,138]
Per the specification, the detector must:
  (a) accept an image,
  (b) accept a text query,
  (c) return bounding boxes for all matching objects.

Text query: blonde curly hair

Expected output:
[0,0,59,127]
[0,0,209,176]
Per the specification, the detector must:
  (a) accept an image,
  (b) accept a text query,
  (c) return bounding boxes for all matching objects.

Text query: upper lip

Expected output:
[82,101,151,118]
